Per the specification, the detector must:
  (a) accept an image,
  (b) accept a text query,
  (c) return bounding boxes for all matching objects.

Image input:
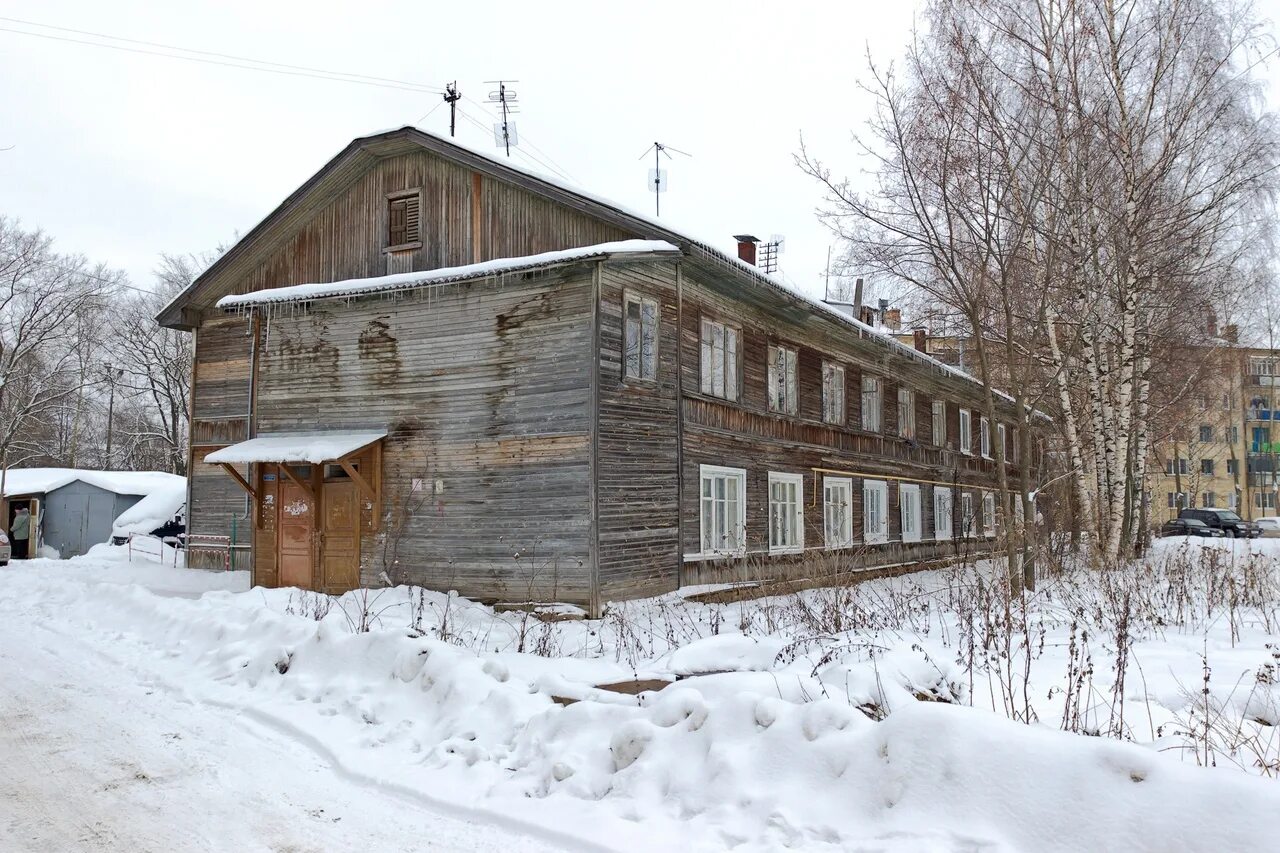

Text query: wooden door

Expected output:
[277,477,314,589]
[320,479,360,591]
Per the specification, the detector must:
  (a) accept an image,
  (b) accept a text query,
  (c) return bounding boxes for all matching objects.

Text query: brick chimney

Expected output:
[1224,323,1239,344]
[913,328,928,352]
[733,234,760,266]
[882,308,902,332]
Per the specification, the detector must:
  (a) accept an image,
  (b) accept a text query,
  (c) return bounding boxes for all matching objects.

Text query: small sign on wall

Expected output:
[412,478,424,493]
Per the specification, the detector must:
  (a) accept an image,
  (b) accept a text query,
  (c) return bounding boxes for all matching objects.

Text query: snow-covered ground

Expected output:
[1,538,1277,851]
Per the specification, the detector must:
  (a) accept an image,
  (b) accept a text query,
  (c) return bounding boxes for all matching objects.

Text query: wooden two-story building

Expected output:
[159,127,1032,613]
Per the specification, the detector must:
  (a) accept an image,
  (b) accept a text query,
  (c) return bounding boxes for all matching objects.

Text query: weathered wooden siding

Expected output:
[593,261,682,605]
[251,266,597,605]
[210,150,633,306]
[676,260,1016,585]
[188,314,252,567]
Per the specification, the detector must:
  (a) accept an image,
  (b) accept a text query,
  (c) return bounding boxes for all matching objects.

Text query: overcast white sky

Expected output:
[3,0,1279,308]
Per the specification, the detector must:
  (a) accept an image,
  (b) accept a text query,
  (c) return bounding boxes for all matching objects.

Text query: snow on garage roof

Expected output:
[112,482,187,537]
[216,240,680,308]
[204,431,388,464]
[1,468,184,498]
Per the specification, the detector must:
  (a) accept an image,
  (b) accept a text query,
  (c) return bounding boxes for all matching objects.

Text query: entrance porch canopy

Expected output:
[206,430,386,501]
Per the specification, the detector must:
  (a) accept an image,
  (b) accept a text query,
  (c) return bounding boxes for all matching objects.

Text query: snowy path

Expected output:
[0,612,561,853]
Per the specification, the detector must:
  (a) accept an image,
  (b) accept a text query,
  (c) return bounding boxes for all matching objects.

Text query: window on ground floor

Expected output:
[699,465,746,556]
[768,471,804,554]
[983,491,996,537]
[900,483,921,543]
[960,492,975,537]
[864,479,888,544]
[934,487,953,540]
[823,476,853,549]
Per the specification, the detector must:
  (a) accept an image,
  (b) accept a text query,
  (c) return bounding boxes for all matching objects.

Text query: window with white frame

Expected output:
[767,345,799,415]
[863,479,888,544]
[980,417,991,458]
[698,465,746,555]
[1256,492,1277,510]
[959,409,972,454]
[861,376,882,432]
[623,293,659,381]
[997,423,1007,461]
[699,318,740,401]
[1012,428,1020,463]
[898,386,915,439]
[768,472,804,554]
[932,400,946,446]
[823,476,853,548]
[960,492,975,537]
[822,362,845,424]
[983,491,996,536]
[933,487,953,540]
[900,483,922,543]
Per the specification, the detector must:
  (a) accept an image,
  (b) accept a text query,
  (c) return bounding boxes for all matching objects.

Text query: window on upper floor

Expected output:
[1201,459,1215,475]
[700,318,740,401]
[623,293,659,381]
[959,409,973,455]
[898,386,916,439]
[1200,425,1213,443]
[767,345,799,415]
[1227,458,1238,475]
[822,362,845,425]
[980,416,991,458]
[861,376,882,432]
[386,190,421,249]
[932,400,946,447]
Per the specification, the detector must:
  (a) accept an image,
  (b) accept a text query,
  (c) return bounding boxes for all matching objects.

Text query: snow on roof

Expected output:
[1,468,185,499]
[112,482,186,537]
[204,431,388,465]
[217,240,680,309]
[203,126,1030,411]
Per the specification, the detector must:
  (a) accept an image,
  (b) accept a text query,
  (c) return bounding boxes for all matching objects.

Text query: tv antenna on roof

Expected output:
[758,234,785,274]
[639,141,691,217]
[485,80,519,156]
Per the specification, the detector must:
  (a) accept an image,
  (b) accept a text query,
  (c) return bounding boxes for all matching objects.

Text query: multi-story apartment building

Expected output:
[1149,343,1280,520]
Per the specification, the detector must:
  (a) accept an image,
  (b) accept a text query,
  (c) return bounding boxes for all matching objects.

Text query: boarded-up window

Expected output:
[387,192,421,248]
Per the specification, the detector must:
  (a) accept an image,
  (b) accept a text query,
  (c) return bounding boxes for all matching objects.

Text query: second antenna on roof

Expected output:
[640,141,690,217]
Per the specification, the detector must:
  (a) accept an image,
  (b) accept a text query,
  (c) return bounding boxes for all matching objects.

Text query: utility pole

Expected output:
[102,363,122,468]
[442,82,461,137]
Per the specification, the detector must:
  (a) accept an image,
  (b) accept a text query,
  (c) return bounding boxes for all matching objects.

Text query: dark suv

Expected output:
[1177,508,1262,539]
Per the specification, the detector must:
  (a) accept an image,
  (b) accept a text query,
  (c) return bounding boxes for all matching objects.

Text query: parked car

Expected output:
[0,530,9,565]
[1254,517,1280,538]
[1177,508,1262,538]
[1161,517,1224,538]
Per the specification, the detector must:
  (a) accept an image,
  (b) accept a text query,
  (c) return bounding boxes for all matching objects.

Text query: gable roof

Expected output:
[161,125,1031,411]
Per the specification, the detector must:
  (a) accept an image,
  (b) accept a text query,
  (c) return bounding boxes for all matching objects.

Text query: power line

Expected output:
[462,94,577,182]
[0,16,446,92]
[0,24,444,95]
[453,105,577,184]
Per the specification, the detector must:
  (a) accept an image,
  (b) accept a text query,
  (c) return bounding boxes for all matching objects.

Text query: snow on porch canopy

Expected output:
[205,431,388,465]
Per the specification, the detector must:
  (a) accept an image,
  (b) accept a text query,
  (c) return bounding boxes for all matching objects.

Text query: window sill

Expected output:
[683,550,746,563]
[383,241,423,254]
[865,537,889,546]
[768,545,804,556]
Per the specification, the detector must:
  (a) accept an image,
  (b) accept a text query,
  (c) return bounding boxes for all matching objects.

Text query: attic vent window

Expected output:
[386,189,422,251]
